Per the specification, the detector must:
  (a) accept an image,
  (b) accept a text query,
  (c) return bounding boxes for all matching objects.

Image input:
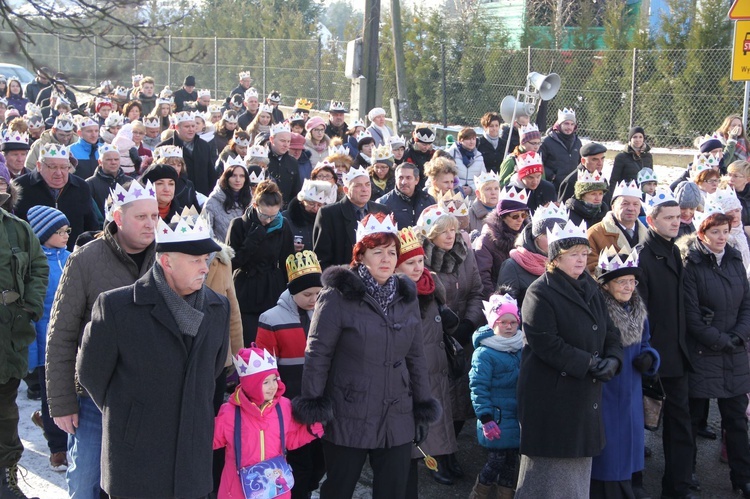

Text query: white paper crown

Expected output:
[270,122,290,136]
[207,104,222,115]
[644,188,677,214]
[169,206,201,226]
[369,144,393,163]
[546,219,588,246]
[519,123,540,136]
[516,151,543,171]
[343,165,369,185]
[26,115,44,128]
[98,143,119,156]
[131,74,144,83]
[693,200,725,229]
[113,86,129,99]
[350,118,366,129]
[232,348,277,377]
[499,186,530,204]
[156,96,174,106]
[597,245,639,272]
[239,71,253,80]
[172,111,197,124]
[437,190,470,217]
[289,112,306,123]
[104,111,124,128]
[415,204,450,237]
[356,130,373,141]
[247,167,266,183]
[95,97,112,107]
[356,213,398,242]
[197,89,211,98]
[143,116,161,128]
[40,143,69,159]
[328,144,349,156]
[25,103,41,116]
[0,97,6,106]
[612,179,641,199]
[557,108,576,122]
[474,170,499,188]
[222,111,239,124]
[159,86,173,98]
[706,185,742,213]
[577,169,605,183]
[637,169,657,184]
[247,144,269,159]
[329,100,346,112]
[267,91,281,102]
[53,114,75,132]
[233,135,251,147]
[300,179,337,204]
[257,103,274,116]
[224,155,246,170]
[2,131,28,146]
[110,180,157,207]
[54,93,70,107]
[388,135,406,148]
[156,215,212,244]
[531,203,569,226]
[244,87,259,99]
[414,127,436,143]
[154,145,183,160]
[698,133,723,148]
[76,115,99,129]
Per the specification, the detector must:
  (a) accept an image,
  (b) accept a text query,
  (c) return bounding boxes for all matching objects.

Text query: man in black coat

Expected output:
[539,108,582,190]
[85,145,135,220]
[173,76,198,113]
[557,142,607,204]
[401,126,436,190]
[325,100,349,139]
[13,144,98,251]
[157,111,217,197]
[376,163,435,230]
[78,217,228,499]
[266,126,301,209]
[313,167,391,268]
[24,67,51,104]
[638,199,697,499]
[34,72,77,109]
[237,88,260,131]
[229,70,253,98]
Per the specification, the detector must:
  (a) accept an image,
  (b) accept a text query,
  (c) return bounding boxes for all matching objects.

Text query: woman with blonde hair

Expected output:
[717,114,748,163]
[424,156,460,201]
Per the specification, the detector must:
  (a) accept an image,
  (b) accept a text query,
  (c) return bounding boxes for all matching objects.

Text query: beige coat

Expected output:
[586,211,648,273]
[205,243,243,366]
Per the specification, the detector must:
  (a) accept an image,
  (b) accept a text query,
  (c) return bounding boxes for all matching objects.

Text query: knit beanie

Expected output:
[548,235,589,263]
[699,138,723,154]
[184,75,196,87]
[0,162,10,186]
[574,180,608,200]
[520,127,541,144]
[628,126,645,141]
[28,205,69,244]
[673,181,702,209]
[532,217,566,238]
[234,347,285,406]
[140,162,179,184]
[497,199,529,216]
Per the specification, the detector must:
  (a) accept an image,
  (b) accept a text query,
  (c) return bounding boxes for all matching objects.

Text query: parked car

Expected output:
[0,63,36,91]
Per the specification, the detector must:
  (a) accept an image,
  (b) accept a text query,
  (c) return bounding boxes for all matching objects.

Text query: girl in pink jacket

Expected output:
[214,346,323,499]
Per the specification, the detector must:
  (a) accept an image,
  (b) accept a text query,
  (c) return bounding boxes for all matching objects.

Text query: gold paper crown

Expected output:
[294,98,313,111]
[286,250,322,282]
[397,227,421,256]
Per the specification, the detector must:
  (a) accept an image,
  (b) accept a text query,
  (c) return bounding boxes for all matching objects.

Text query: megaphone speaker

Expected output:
[527,72,561,101]
[501,95,535,124]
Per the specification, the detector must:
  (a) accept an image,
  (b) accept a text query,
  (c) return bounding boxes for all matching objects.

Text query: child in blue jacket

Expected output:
[469,291,523,498]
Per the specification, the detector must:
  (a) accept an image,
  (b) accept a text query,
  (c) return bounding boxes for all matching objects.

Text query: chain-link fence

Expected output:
[0,31,743,147]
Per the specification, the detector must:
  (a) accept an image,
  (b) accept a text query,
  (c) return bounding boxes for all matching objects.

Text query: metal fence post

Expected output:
[317,37,322,110]
[168,36,172,88]
[56,35,61,73]
[441,42,447,127]
[527,46,532,74]
[93,43,97,84]
[133,35,137,75]
[262,38,267,97]
[214,36,218,98]
[629,47,637,129]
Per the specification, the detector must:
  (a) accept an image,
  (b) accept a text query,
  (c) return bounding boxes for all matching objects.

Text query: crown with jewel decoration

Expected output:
[577,169,605,184]
[26,114,44,128]
[531,202,569,226]
[131,74,144,84]
[2,131,28,147]
[437,190,470,217]
[546,218,588,246]
[75,115,99,129]
[239,70,253,80]
[299,179,337,204]
[691,153,717,177]
[97,143,119,156]
[286,250,322,282]
[643,187,677,215]
[329,100,347,112]
[693,200,725,229]
[343,165,369,185]
[232,348,277,378]
[247,167,266,184]
[233,134,251,147]
[519,123,540,136]
[397,226,421,255]
[110,180,157,208]
[356,213,398,242]
[499,186,530,204]
[156,96,174,106]
[706,185,742,213]
[40,143,69,159]
[246,144,269,160]
[169,206,202,227]
[244,87,259,100]
[516,151,543,173]
[699,133,724,148]
[557,108,576,123]
[369,144,394,164]
[104,112,124,128]
[637,168,657,185]
[350,118,366,129]
[53,114,75,132]
[143,116,161,128]
[153,145,183,161]
[270,122,290,136]
[597,245,639,273]
[172,111,198,124]
[222,111,239,124]
[25,103,42,116]
[328,144,349,156]
[356,130,373,141]
[388,135,406,148]
[294,98,313,111]
[474,170,499,188]
[414,127,436,143]
[415,204,450,238]
[612,179,641,199]
[259,103,274,115]
[196,89,210,98]
[289,112,306,123]
[224,155,246,170]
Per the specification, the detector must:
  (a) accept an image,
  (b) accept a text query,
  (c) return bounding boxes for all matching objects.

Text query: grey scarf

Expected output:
[357,264,398,315]
[153,263,205,337]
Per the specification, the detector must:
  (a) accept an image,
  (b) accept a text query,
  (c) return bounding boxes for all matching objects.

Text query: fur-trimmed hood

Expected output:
[675,232,742,266]
[321,264,416,304]
[481,210,524,253]
[212,241,235,266]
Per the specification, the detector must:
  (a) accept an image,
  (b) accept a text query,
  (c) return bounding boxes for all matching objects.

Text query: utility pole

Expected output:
[361,0,381,114]
[390,0,410,134]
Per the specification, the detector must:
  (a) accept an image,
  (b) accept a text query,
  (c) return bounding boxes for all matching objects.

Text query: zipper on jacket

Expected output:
[259,429,265,461]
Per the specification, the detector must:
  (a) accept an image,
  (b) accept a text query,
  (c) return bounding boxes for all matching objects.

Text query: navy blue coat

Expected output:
[376,188,435,230]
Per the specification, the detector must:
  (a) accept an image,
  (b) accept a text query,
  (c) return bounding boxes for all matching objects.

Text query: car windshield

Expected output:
[0,65,34,85]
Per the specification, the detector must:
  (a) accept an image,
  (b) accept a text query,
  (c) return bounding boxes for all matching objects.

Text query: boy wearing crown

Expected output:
[78,215,229,498]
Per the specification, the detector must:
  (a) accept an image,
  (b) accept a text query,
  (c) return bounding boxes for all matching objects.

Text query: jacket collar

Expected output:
[543,269,599,321]
[600,211,648,249]
[103,222,156,275]
[95,167,127,182]
[321,265,416,304]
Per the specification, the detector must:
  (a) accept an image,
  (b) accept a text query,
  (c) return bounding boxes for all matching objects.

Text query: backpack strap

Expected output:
[234,405,242,475]
[276,403,286,457]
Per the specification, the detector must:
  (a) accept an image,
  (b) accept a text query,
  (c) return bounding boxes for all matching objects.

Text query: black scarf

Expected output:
[357,264,398,315]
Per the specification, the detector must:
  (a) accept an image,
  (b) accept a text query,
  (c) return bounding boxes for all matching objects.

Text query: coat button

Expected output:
[592,325,598,331]
[435,315,442,323]
[561,372,566,376]
[393,323,402,330]
[593,403,598,409]
[440,342,445,348]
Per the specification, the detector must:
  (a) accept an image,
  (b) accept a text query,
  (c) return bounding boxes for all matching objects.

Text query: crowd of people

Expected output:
[0,67,749,499]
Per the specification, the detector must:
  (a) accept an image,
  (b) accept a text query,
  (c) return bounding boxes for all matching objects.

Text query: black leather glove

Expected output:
[414,422,429,445]
[128,147,142,170]
[723,333,744,353]
[438,304,460,332]
[587,355,600,374]
[632,351,655,374]
[453,320,475,346]
[700,306,715,326]
[246,222,267,241]
[590,357,620,382]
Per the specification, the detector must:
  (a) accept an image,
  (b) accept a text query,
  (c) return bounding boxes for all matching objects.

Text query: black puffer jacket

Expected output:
[266,149,301,209]
[677,234,750,398]
[538,129,581,189]
[609,145,654,188]
[282,197,316,251]
[85,168,136,219]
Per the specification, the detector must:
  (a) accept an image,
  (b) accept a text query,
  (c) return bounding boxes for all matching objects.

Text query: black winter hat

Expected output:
[184,75,196,87]
[628,126,645,141]
[580,142,607,157]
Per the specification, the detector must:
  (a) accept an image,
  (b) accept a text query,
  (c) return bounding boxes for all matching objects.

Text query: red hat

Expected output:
[233,347,285,405]
[396,227,425,266]
[516,151,544,180]
[290,132,306,150]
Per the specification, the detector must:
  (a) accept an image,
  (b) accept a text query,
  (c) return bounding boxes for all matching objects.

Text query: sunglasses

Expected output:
[506,212,529,221]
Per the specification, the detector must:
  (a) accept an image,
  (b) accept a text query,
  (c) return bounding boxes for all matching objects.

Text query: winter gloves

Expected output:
[414,422,429,445]
[632,351,656,374]
[724,333,745,353]
[588,356,620,382]
[482,421,501,441]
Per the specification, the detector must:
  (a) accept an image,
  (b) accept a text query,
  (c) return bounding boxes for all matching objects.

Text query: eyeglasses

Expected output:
[526,141,542,146]
[42,162,71,172]
[256,209,278,221]
[315,174,334,181]
[704,179,720,185]
[611,278,638,287]
[312,127,325,133]
[55,228,72,236]
[497,320,519,328]
[506,212,529,221]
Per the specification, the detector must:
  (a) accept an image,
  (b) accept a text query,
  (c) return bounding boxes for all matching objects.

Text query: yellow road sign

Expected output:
[730,0,750,20]
[731,20,750,81]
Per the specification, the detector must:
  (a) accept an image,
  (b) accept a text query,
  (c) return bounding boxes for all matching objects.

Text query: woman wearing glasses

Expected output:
[227,180,294,345]
[473,189,531,299]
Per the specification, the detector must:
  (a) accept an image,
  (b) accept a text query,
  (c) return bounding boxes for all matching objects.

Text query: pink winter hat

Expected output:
[233,346,284,405]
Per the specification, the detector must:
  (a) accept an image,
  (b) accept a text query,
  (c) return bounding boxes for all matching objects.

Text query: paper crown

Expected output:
[247,167,266,184]
[76,115,99,129]
[95,96,112,107]
[159,86,173,98]
[99,80,112,88]
[156,214,212,244]
[196,89,211,98]
[350,118,366,129]
[238,70,252,80]
[546,218,588,246]
[612,180,641,199]
[557,108,576,122]
[26,114,44,128]
[244,87,259,99]
[531,202,569,226]
[156,96,174,106]
[112,86,129,99]
[97,143,119,156]
[299,179,336,204]
[54,93,70,107]
[286,250,322,282]
[356,213,398,242]
[104,111,124,128]
[415,204,449,237]
[644,188,677,214]
[289,112,306,123]
[597,245,639,272]
[577,169,605,184]
[437,190,470,217]
[415,127,436,143]
[154,145,183,160]
[474,170,499,188]
[143,116,161,128]
[519,123,540,136]
[356,130,373,141]
[328,144,349,156]
[637,169,657,184]
[172,111,198,124]
[224,155,246,170]
[693,199,725,228]
[516,151,543,171]
[388,135,406,148]
[222,110,239,124]
[397,226,421,255]
[698,133,723,148]
[40,143,69,159]
[369,144,394,164]
[207,104,222,115]
[329,100,347,112]
[53,114,75,132]
[692,152,720,176]
[131,74,144,83]
[3,131,28,146]
[259,103,274,115]
[267,91,281,102]
[499,186,530,204]
[25,103,42,116]
[247,144,269,159]
[294,98,313,111]
[110,180,157,207]
[483,293,519,329]
[232,348,277,378]
[270,122,290,136]
[343,165,369,185]
[233,134,251,147]
[706,185,742,214]
[0,97,6,106]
